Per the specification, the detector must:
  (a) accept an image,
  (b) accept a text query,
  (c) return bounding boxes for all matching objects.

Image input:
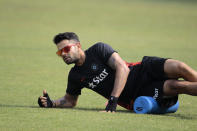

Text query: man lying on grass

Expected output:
[38,32,197,112]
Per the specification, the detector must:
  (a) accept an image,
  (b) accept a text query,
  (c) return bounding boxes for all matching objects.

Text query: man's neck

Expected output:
[76,49,86,66]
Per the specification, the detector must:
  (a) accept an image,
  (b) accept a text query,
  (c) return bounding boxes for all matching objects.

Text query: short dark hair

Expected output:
[53,32,80,45]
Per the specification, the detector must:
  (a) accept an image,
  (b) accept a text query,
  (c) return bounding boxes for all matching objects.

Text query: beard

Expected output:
[63,56,78,65]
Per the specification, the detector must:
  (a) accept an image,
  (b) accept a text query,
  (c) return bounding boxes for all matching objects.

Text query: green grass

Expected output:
[0,0,197,130]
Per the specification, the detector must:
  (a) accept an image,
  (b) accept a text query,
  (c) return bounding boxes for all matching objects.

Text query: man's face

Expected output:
[56,40,80,65]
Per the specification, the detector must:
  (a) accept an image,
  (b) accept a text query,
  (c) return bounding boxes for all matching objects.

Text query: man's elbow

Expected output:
[119,64,130,74]
[61,101,77,108]
[124,66,130,74]
[71,101,77,108]
[64,103,76,108]
[71,104,76,108]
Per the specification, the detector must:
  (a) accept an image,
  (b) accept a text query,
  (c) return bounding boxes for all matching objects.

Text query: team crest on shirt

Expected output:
[91,63,98,71]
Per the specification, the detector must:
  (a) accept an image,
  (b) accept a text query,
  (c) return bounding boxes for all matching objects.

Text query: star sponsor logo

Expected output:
[88,82,96,89]
[88,68,108,89]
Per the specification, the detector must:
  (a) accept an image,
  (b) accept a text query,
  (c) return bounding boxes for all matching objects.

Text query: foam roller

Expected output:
[133,96,179,114]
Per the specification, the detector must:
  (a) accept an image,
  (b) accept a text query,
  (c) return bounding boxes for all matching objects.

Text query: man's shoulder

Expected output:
[92,42,108,47]
[85,42,116,63]
[86,42,108,51]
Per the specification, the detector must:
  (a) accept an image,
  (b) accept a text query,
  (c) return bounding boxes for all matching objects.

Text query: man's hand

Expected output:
[38,90,53,108]
[105,96,118,112]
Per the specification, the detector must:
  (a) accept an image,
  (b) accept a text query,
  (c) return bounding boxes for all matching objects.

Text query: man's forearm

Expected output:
[105,65,130,112]
[52,96,74,108]
[111,65,130,97]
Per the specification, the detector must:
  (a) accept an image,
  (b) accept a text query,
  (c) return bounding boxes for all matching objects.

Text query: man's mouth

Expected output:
[63,57,71,63]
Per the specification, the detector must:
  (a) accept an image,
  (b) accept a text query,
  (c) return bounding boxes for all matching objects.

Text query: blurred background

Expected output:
[0,0,197,130]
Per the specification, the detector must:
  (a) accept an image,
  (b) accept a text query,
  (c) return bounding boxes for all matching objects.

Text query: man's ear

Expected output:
[77,43,81,48]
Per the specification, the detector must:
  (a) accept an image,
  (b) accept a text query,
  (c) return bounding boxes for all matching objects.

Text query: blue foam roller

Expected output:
[133,96,179,114]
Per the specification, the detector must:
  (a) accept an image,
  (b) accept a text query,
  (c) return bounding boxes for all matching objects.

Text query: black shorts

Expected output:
[132,56,178,107]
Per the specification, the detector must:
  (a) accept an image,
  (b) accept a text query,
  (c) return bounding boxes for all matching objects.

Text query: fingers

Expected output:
[43,89,47,96]
[40,96,47,100]
[39,96,47,107]
[99,110,115,113]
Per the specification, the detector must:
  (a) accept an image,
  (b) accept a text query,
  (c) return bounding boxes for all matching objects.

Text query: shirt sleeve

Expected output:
[66,70,83,96]
[89,42,117,63]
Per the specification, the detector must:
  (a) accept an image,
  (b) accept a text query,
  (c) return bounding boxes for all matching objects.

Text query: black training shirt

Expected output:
[66,42,137,104]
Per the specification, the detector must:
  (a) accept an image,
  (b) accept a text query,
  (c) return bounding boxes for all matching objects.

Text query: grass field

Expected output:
[0,0,197,130]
